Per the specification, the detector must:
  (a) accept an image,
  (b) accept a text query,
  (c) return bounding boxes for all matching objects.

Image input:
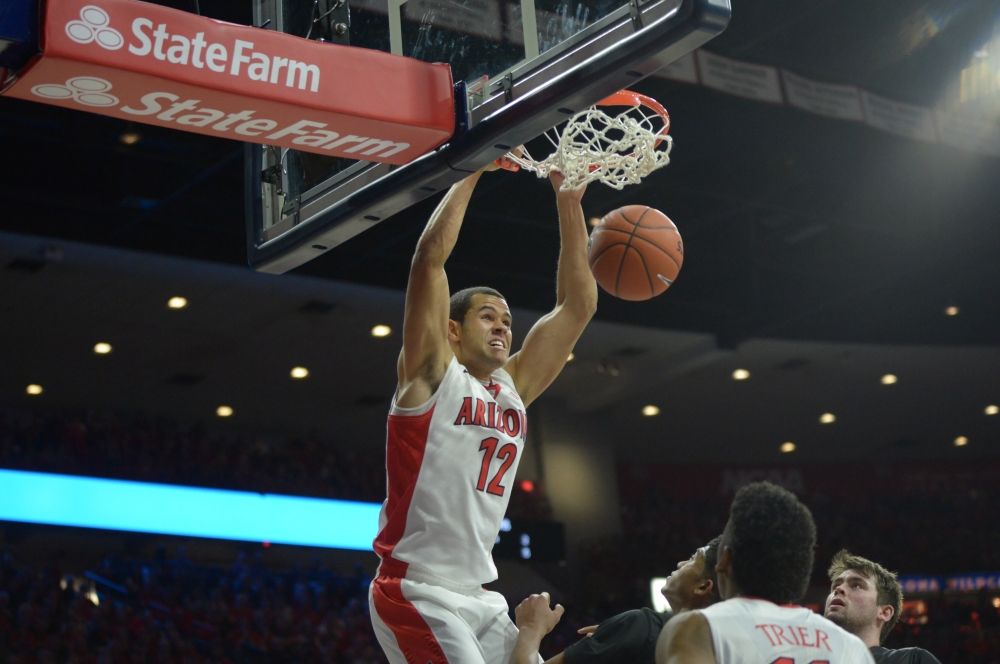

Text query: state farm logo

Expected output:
[65,6,124,50]
[31,77,119,107]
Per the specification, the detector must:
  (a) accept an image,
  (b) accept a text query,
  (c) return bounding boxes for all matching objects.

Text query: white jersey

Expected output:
[701,598,874,664]
[373,355,528,586]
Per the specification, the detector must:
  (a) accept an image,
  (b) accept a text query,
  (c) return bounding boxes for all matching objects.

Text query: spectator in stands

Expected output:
[824,550,942,664]
[510,536,722,664]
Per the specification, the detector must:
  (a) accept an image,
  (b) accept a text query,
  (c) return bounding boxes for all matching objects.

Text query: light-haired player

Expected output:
[824,550,942,664]
[368,163,597,664]
[655,482,875,664]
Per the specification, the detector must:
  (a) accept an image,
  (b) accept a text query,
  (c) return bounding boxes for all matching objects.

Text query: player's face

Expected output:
[661,547,707,611]
[462,295,513,368]
[824,570,881,633]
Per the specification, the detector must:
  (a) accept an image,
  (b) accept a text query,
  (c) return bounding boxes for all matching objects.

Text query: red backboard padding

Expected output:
[2,0,455,165]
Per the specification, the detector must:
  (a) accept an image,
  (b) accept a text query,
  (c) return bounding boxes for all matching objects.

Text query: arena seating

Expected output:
[0,549,381,663]
[3,406,999,662]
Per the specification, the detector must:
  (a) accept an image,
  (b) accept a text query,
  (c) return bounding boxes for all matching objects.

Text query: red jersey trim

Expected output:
[373,405,436,561]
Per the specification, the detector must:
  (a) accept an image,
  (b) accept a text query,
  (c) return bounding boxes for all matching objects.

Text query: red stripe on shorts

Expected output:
[372,575,449,664]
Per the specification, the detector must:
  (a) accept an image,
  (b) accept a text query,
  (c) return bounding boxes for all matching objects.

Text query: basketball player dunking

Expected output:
[369,162,597,664]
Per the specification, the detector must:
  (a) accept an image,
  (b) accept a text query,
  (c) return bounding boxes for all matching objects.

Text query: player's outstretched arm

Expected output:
[506,173,598,407]
[396,170,485,408]
[511,593,566,664]
[655,612,716,664]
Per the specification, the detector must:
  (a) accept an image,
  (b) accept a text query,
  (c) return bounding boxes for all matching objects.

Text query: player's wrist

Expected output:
[517,623,549,642]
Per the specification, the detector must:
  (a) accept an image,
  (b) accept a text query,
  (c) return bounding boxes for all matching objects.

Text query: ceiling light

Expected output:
[732,369,750,380]
[881,374,897,385]
[642,405,660,417]
[290,367,309,379]
[819,413,836,424]
[26,384,43,395]
[780,442,796,453]
[954,436,968,447]
[216,406,233,417]
[120,132,141,145]
[567,352,575,362]
[371,325,392,338]
[986,405,999,416]
[168,297,188,309]
[944,306,959,316]
[93,342,112,354]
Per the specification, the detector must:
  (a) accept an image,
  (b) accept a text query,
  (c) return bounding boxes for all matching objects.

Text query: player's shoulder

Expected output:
[492,365,518,391]
[700,596,790,619]
[701,599,871,650]
[871,646,942,664]
[438,354,467,384]
[604,607,668,631]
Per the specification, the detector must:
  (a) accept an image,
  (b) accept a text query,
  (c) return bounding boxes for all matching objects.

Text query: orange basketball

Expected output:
[587,206,683,301]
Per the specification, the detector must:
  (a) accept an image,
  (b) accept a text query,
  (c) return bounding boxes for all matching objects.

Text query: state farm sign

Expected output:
[3,0,455,165]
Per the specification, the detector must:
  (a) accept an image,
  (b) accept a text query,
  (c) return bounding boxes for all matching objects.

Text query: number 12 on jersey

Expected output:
[477,437,517,496]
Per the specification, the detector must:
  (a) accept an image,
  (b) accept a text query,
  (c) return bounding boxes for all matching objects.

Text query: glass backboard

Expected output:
[247,0,729,273]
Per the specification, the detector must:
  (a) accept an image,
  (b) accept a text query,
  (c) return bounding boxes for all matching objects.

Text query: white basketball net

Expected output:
[505,99,673,191]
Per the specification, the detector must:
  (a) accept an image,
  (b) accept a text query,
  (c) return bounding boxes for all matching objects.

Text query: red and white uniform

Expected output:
[700,598,875,664]
[370,355,534,664]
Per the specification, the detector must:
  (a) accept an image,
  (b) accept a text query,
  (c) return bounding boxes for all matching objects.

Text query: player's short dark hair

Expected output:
[702,535,723,602]
[726,482,816,604]
[449,287,506,323]
[828,550,903,643]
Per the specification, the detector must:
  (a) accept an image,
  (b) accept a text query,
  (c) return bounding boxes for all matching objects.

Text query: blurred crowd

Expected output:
[2,546,998,664]
[893,594,1000,664]
[0,409,385,503]
[2,407,1000,661]
[610,468,1000,589]
[0,550,384,664]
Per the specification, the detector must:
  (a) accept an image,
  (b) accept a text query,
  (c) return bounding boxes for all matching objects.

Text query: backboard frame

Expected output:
[246,0,730,274]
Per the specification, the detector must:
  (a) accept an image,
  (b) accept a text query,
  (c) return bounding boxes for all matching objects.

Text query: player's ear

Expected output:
[716,546,732,573]
[447,317,462,343]
[877,603,894,627]
[694,578,713,597]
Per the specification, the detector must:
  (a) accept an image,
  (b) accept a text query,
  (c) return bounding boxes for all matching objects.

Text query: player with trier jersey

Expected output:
[369,161,598,664]
[655,482,875,664]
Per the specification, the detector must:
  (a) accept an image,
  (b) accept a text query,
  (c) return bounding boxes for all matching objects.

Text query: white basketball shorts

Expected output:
[369,562,542,664]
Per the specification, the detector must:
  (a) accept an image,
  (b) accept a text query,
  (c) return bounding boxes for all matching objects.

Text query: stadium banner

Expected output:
[781,69,864,122]
[0,0,455,165]
[898,573,1000,594]
[935,110,1000,158]
[651,51,699,84]
[0,468,381,549]
[861,91,938,143]
[696,50,783,104]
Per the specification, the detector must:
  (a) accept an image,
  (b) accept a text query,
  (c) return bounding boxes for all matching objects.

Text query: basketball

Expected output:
[587,206,683,301]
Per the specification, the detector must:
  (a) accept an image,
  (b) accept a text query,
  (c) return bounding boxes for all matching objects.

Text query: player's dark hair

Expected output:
[828,550,903,643]
[727,482,816,604]
[449,287,506,324]
[702,535,723,602]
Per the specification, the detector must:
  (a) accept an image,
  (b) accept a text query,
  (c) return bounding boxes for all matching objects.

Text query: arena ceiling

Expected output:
[4,0,1000,350]
[1,232,997,464]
